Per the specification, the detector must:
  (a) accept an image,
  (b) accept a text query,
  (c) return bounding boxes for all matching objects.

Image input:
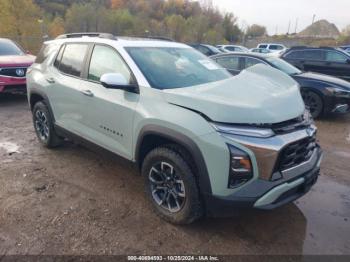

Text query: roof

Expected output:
[46,33,188,48]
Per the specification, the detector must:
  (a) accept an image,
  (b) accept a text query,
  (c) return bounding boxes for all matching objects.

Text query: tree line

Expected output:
[0,0,269,52]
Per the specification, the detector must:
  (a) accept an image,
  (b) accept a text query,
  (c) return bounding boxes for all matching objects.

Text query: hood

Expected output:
[0,55,35,67]
[163,64,305,124]
[296,72,350,90]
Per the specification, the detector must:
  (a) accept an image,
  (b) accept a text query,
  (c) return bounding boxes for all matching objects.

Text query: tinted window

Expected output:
[303,50,325,60]
[59,44,88,77]
[258,45,268,49]
[54,45,65,69]
[126,47,231,89]
[88,45,132,83]
[326,51,348,63]
[197,46,211,56]
[285,50,305,59]
[216,56,240,70]
[226,46,236,51]
[0,39,24,56]
[269,45,284,50]
[35,43,59,64]
[245,57,264,68]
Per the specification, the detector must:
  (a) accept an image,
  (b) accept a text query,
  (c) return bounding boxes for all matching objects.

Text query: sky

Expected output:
[211,0,349,34]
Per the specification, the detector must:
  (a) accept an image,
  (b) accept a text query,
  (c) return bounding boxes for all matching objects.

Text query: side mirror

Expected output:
[100,73,138,93]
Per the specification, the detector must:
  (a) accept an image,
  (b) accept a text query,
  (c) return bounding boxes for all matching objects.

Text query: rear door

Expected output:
[78,44,139,159]
[46,43,90,133]
[300,50,327,73]
[324,50,350,81]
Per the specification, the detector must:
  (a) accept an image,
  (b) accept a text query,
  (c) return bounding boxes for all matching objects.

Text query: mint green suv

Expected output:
[27,33,323,224]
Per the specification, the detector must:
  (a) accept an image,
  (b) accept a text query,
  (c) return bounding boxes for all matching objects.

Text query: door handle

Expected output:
[80,89,94,97]
[46,77,55,84]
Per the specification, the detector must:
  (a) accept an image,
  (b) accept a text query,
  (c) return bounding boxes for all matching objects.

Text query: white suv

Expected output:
[27,33,322,224]
[257,43,287,54]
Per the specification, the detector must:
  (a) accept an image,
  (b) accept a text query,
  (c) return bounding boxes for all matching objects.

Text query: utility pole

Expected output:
[312,14,316,25]
[294,18,299,34]
[287,20,291,35]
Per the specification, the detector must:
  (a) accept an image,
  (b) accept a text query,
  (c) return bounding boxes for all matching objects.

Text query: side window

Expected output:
[54,45,65,69]
[216,56,240,71]
[35,43,59,64]
[285,50,305,59]
[303,50,325,61]
[326,51,348,63]
[197,46,211,56]
[58,44,88,77]
[245,57,264,68]
[88,45,132,83]
[269,45,284,50]
[258,45,268,49]
[226,46,236,52]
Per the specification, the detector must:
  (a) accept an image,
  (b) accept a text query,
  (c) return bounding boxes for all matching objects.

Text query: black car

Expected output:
[211,52,350,118]
[281,46,350,82]
[189,44,222,56]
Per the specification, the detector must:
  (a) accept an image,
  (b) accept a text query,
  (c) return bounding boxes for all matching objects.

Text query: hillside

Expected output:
[298,19,340,38]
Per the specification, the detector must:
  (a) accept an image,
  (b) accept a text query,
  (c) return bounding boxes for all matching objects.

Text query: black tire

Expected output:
[301,90,323,119]
[32,101,62,148]
[142,146,203,224]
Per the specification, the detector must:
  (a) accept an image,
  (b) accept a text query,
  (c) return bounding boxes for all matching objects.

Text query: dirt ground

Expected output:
[0,94,349,256]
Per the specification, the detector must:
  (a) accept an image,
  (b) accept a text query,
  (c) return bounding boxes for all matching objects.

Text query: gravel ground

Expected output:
[0,94,349,255]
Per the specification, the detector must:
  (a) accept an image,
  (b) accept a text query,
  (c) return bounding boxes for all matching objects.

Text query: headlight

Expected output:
[228,145,253,188]
[326,87,350,98]
[211,122,274,138]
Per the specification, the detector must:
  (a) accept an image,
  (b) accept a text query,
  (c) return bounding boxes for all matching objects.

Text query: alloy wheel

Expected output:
[148,161,186,213]
[34,110,49,142]
[302,91,322,118]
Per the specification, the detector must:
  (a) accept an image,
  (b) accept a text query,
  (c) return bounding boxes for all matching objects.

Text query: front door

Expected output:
[78,44,139,159]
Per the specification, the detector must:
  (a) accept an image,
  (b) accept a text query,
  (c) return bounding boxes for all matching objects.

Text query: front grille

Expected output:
[278,135,317,171]
[3,84,27,93]
[0,67,27,77]
[271,115,310,134]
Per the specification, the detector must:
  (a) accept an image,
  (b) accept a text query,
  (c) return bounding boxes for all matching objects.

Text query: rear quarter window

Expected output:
[35,43,59,64]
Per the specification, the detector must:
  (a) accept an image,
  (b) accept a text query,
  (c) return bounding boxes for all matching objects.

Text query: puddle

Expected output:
[0,141,20,154]
[297,176,350,254]
[333,150,350,159]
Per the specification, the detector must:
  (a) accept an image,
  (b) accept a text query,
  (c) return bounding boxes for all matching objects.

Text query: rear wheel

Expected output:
[301,90,323,119]
[142,146,203,224]
[32,101,62,148]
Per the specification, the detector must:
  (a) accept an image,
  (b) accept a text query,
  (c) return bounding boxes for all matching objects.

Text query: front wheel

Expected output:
[301,90,323,119]
[142,146,203,224]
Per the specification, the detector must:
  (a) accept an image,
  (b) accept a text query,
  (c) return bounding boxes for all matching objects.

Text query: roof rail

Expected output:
[129,35,174,42]
[290,45,336,50]
[55,32,117,40]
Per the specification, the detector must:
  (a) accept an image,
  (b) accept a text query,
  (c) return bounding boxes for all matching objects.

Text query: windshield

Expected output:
[0,40,24,56]
[126,47,231,89]
[266,57,301,75]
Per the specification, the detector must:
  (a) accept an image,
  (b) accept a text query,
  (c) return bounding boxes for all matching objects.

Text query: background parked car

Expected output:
[212,52,350,118]
[0,38,35,94]
[189,44,222,56]
[217,45,249,53]
[257,43,287,54]
[250,48,272,54]
[281,46,350,82]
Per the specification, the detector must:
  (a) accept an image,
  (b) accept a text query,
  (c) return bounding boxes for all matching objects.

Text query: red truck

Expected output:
[0,38,35,94]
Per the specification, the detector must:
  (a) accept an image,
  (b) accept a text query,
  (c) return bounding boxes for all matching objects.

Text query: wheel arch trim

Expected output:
[135,125,212,195]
